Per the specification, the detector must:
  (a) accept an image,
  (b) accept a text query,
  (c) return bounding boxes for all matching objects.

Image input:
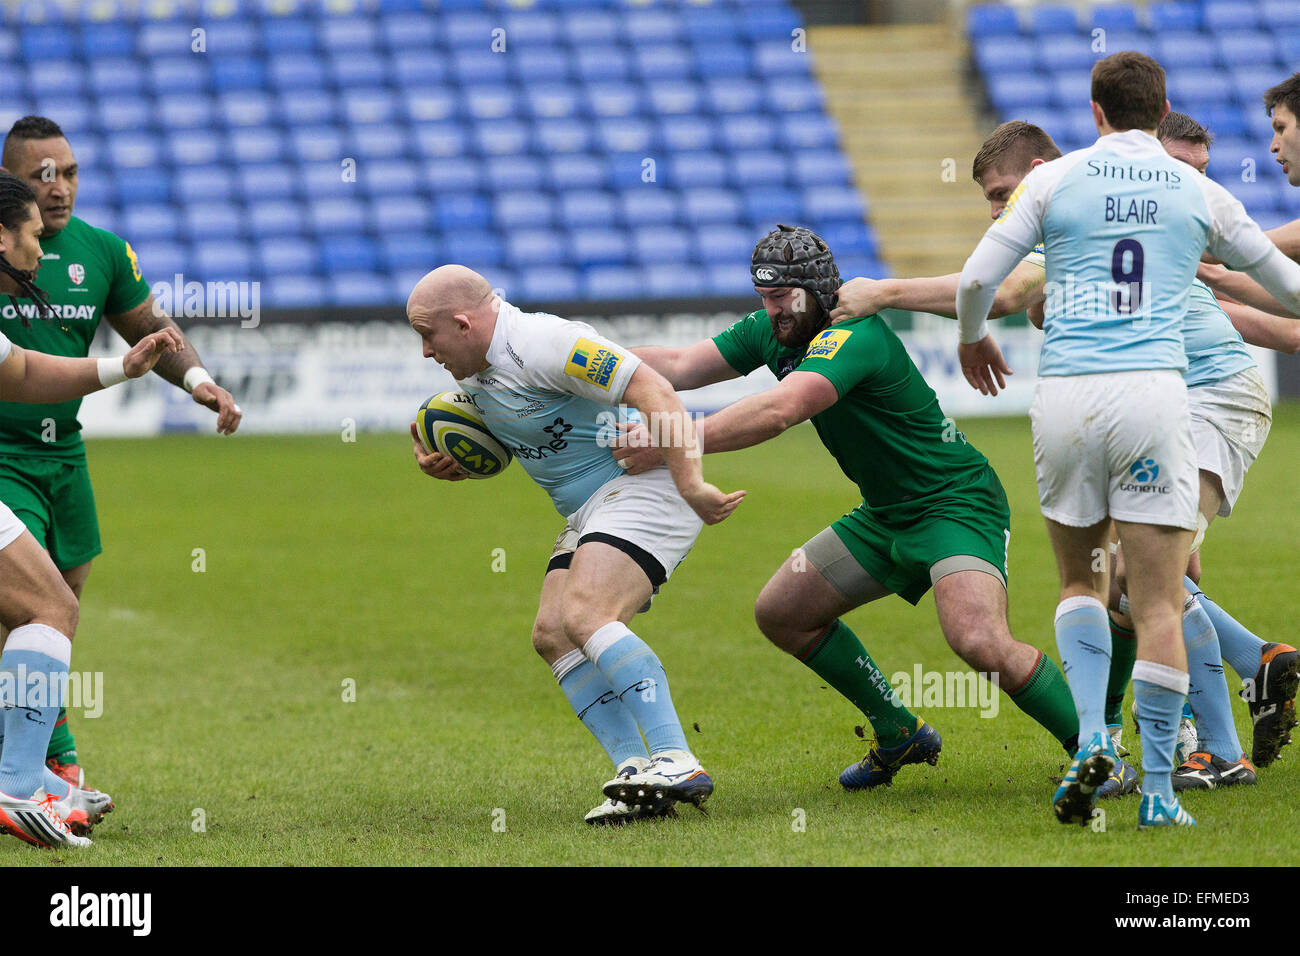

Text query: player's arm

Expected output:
[0,329,184,403]
[693,371,838,454]
[1203,183,1300,317]
[620,364,744,524]
[629,340,740,391]
[1266,219,1300,261]
[107,296,241,434]
[1220,298,1300,353]
[1197,262,1295,317]
[831,258,1046,323]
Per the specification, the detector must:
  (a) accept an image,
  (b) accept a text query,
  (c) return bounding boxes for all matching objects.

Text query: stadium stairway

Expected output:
[808,23,994,283]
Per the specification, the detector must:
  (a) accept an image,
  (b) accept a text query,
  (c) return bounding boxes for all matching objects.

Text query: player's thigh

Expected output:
[46,460,102,573]
[755,526,886,634]
[61,560,93,600]
[562,542,654,641]
[932,566,1010,644]
[1112,519,1194,622]
[531,568,576,664]
[0,527,78,635]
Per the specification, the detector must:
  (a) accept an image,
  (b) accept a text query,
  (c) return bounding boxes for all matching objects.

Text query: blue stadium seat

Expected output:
[966,4,1020,37]
[382,15,437,51]
[261,18,317,53]
[533,118,590,154]
[264,276,325,309]
[486,155,544,191]
[1197,105,1248,138]
[503,10,561,46]
[597,118,656,154]
[523,85,581,120]
[559,191,619,229]
[682,6,742,40]
[21,26,74,59]
[370,196,430,233]
[218,91,274,127]
[1051,70,1093,109]
[203,20,259,55]
[168,132,224,167]
[342,89,396,126]
[130,242,187,281]
[643,263,706,298]
[587,84,645,119]
[624,9,681,44]
[753,41,810,77]
[719,115,769,151]
[194,241,253,280]
[391,52,446,87]
[507,230,567,268]
[1279,34,1300,66]
[1216,32,1277,69]
[123,204,180,242]
[149,57,209,95]
[88,59,145,96]
[496,193,556,231]
[436,195,492,232]
[1262,0,1300,28]
[1155,34,1219,70]
[732,153,788,187]
[561,9,620,46]
[423,157,482,193]
[1203,1,1261,32]
[444,11,496,48]
[78,23,133,58]
[413,123,467,158]
[705,78,762,114]
[767,77,824,113]
[476,120,531,156]
[694,224,754,265]
[291,126,346,162]
[792,151,850,188]
[706,262,758,297]
[987,73,1052,112]
[308,198,367,233]
[269,55,325,90]
[248,200,307,237]
[1029,4,1078,35]
[1091,5,1140,33]
[693,45,753,79]
[741,5,801,41]
[320,16,376,51]
[619,189,679,227]
[331,57,388,88]
[443,232,504,268]
[1039,34,1102,71]
[96,99,152,132]
[647,81,703,117]
[177,167,236,204]
[351,125,411,160]
[109,139,164,170]
[301,162,355,200]
[320,237,378,272]
[403,89,460,124]
[212,58,267,92]
[669,152,728,189]
[660,116,714,152]
[514,48,573,84]
[815,221,876,259]
[974,36,1040,75]
[519,268,581,303]
[328,274,393,307]
[28,62,85,97]
[583,266,646,300]
[1148,1,1202,32]
[1169,70,1234,106]
[183,203,243,240]
[238,163,295,201]
[69,176,113,206]
[1228,67,1282,108]
[633,45,693,80]
[138,21,191,57]
[571,228,631,267]
[575,48,630,83]
[804,186,864,222]
[36,99,92,135]
[632,225,691,265]
[682,188,742,225]
[258,239,320,277]
[378,235,439,272]
[359,159,419,197]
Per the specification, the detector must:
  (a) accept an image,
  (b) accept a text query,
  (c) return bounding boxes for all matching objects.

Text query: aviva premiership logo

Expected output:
[564,337,623,390]
[67,263,84,285]
[804,329,851,361]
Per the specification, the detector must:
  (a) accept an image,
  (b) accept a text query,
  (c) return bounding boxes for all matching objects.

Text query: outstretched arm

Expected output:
[695,371,838,454]
[0,329,184,403]
[1221,298,1300,353]
[1266,219,1300,261]
[831,258,1046,323]
[630,339,740,391]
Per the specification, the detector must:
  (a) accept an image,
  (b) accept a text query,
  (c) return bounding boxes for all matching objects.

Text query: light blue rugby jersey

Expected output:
[456,301,647,518]
[987,129,1275,377]
[1024,245,1255,387]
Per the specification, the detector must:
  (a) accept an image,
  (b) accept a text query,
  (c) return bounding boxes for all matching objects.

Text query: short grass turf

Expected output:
[10,404,1300,866]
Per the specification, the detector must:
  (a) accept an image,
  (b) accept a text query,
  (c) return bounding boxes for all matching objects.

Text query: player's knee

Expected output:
[753,592,787,641]
[530,616,567,660]
[945,626,1003,671]
[32,584,78,638]
[561,604,607,647]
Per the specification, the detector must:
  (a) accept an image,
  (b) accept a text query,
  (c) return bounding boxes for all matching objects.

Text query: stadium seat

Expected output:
[966,4,1020,38]
[1155,34,1219,70]
[1091,5,1140,33]
[1029,5,1078,35]
[496,193,556,231]
[519,268,581,303]
[583,266,646,300]
[597,118,657,154]
[558,192,619,230]
[258,238,320,277]
[444,232,505,268]
[378,235,439,272]
[212,58,267,92]
[435,195,492,232]
[792,151,851,188]
[624,9,681,44]
[1203,1,1261,32]
[292,127,347,162]
[423,157,483,193]
[194,241,254,281]
[1262,0,1300,28]
[249,200,307,237]
[742,186,804,226]
[486,156,544,192]
[694,224,754,265]
[264,275,325,309]
[261,18,317,53]
[183,203,244,241]
[718,115,770,152]
[502,10,561,46]
[571,229,631,267]
[619,189,679,228]
[768,77,824,113]
[643,263,706,298]
[548,155,610,191]
[732,153,788,188]
[535,118,593,155]
[804,186,865,223]
[507,230,568,269]
[682,188,743,226]
[308,198,366,233]
[693,45,754,79]
[131,241,188,281]
[669,152,729,189]
[1148,1,1202,32]
[123,204,180,242]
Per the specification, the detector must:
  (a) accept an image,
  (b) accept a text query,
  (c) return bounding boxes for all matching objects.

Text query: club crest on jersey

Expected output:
[804,329,851,361]
[564,337,623,390]
[67,263,85,285]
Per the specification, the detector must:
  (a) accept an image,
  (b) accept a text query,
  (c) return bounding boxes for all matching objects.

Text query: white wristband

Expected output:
[183,367,215,393]
[96,356,128,388]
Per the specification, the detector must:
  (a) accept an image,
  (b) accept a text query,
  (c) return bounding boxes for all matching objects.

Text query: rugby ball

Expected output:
[415,391,513,479]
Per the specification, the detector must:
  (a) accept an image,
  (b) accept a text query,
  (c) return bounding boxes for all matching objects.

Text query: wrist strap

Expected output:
[183,367,215,393]
[96,357,128,388]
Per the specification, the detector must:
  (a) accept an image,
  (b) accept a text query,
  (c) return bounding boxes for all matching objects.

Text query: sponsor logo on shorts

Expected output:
[803,329,851,361]
[564,337,623,390]
[1119,457,1171,494]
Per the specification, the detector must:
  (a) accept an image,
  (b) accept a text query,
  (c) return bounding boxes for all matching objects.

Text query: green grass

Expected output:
[10,404,1300,866]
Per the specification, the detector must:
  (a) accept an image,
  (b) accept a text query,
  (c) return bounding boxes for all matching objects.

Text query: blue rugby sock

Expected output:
[1133,661,1190,802]
[0,625,71,799]
[1186,578,1265,681]
[1055,596,1112,745]
[553,649,648,769]
[1182,596,1243,761]
[583,622,689,756]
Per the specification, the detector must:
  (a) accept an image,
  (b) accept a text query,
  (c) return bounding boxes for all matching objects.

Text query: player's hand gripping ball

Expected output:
[415,391,513,479]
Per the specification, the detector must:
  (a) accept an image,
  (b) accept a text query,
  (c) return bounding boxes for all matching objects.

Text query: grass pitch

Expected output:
[10,404,1300,866]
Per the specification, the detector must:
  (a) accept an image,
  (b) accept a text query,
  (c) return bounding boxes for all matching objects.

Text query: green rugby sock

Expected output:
[45,707,76,763]
[796,620,917,747]
[1007,651,1079,751]
[1105,617,1137,727]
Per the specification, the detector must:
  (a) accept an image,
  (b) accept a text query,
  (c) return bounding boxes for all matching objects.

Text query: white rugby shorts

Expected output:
[1030,370,1198,530]
[1188,366,1271,518]
[546,467,702,586]
[0,500,25,552]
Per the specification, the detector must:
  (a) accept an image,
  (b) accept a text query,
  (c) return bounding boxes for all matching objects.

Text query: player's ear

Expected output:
[1029,157,1046,169]
[1090,100,1106,132]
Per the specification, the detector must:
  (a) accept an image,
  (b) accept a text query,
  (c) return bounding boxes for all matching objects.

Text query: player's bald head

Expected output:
[407,265,494,324]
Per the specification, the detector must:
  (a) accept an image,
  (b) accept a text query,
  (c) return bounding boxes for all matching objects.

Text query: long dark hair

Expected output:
[0,171,37,232]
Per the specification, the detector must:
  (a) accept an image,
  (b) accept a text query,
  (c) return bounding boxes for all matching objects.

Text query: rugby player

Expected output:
[407,265,743,823]
[956,52,1300,827]
[0,172,183,847]
[615,224,1084,792]
[1,116,242,788]
[834,116,1299,783]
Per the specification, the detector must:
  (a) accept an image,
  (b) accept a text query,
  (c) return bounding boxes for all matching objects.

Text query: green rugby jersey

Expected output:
[0,216,151,459]
[712,311,992,521]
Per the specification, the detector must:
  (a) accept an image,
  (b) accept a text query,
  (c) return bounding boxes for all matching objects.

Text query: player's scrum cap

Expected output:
[751,223,841,313]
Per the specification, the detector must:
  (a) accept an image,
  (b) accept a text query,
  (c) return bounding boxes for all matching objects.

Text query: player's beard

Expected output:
[771,296,829,350]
